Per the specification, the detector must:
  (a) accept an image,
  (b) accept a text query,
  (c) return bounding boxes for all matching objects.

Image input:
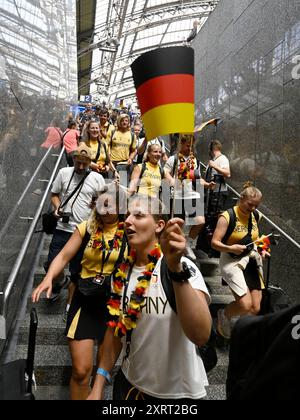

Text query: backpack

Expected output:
[222,208,260,258]
[93,141,109,165]
[160,257,218,373]
[222,207,259,244]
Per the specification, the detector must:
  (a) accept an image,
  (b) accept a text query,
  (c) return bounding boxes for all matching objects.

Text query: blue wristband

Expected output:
[96,368,112,384]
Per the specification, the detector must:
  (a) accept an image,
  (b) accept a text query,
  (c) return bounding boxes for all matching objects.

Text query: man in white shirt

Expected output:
[205,140,231,213]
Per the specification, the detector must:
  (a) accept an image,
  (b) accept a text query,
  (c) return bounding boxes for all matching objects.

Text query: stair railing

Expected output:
[0,147,65,340]
[199,161,300,250]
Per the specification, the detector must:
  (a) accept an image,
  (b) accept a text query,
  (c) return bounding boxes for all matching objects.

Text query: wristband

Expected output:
[96,367,112,384]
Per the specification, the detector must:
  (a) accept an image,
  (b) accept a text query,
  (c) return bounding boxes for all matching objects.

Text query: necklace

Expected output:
[91,221,125,251]
[178,153,197,181]
[107,243,162,338]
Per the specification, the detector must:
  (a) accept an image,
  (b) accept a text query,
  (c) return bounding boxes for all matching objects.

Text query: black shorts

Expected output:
[65,287,109,341]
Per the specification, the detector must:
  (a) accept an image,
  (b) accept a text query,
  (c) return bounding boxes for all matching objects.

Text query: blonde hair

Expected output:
[86,183,128,234]
[116,113,130,130]
[144,143,162,162]
[85,120,101,143]
[240,181,262,200]
[180,133,194,144]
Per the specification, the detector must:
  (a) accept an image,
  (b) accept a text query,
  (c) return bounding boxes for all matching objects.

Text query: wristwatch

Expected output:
[167,261,191,283]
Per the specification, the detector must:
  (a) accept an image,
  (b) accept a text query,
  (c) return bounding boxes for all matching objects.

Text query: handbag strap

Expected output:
[247,213,253,237]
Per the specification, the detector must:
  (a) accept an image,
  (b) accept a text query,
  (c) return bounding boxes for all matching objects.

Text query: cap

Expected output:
[73,143,92,160]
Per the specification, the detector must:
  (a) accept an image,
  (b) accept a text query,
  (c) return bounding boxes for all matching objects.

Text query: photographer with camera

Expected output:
[43,144,105,311]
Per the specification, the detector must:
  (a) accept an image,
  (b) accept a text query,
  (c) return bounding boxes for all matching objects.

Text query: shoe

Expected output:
[217,308,231,339]
[49,287,61,302]
[49,276,70,302]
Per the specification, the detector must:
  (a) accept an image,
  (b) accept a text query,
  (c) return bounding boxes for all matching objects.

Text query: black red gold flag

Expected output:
[131,47,194,139]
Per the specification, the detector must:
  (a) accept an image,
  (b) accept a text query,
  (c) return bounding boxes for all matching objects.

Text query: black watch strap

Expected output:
[167,261,191,283]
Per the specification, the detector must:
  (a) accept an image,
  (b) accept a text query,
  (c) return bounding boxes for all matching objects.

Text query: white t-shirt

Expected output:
[51,167,105,233]
[121,256,210,399]
[206,154,230,192]
[133,137,145,163]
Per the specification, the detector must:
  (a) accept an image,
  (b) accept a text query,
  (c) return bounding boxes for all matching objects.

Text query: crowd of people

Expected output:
[31,102,271,400]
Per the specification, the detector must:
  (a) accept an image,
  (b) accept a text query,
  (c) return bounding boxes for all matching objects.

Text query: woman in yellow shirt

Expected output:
[211,182,269,339]
[32,183,128,399]
[129,144,174,197]
[85,121,117,178]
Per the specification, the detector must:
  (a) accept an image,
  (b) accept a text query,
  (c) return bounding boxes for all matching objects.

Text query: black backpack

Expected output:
[160,257,218,373]
[92,140,109,165]
[222,207,259,244]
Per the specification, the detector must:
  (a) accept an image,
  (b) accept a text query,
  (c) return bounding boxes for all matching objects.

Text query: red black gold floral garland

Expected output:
[91,221,125,250]
[107,243,162,337]
[256,235,271,255]
[177,153,197,181]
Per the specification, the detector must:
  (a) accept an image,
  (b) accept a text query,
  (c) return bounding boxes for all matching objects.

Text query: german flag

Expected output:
[131,47,194,139]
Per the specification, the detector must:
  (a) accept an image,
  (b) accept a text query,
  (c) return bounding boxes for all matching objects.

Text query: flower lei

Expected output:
[177,153,197,181]
[91,221,125,250]
[107,243,162,338]
[256,235,271,255]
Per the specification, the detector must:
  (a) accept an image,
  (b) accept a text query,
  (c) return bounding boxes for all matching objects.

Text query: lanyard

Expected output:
[99,227,120,274]
[122,265,134,360]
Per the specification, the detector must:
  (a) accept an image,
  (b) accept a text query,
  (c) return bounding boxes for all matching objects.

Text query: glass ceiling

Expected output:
[81,0,219,106]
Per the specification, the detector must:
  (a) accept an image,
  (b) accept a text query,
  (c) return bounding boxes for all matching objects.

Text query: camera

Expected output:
[60,212,72,223]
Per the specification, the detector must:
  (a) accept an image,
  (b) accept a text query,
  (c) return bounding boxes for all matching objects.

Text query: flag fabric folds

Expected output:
[131,47,195,139]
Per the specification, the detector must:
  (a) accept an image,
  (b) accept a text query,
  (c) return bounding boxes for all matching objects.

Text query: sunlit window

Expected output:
[88,0,219,104]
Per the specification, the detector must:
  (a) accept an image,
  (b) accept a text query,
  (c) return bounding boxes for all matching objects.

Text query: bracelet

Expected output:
[96,367,112,384]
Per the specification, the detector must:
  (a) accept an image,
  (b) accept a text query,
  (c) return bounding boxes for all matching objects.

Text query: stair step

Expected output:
[205,384,226,400]
[27,292,68,314]
[207,365,228,385]
[15,344,72,366]
[20,313,67,330]
[198,260,221,277]
[34,385,70,401]
[18,326,67,346]
[33,384,114,400]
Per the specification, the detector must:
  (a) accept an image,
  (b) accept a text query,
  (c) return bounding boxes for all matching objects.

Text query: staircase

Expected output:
[13,236,232,400]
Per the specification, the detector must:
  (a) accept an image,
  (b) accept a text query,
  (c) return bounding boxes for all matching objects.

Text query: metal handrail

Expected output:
[0,147,65,339]
[200,161,300,250]
[0,146,53,243]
